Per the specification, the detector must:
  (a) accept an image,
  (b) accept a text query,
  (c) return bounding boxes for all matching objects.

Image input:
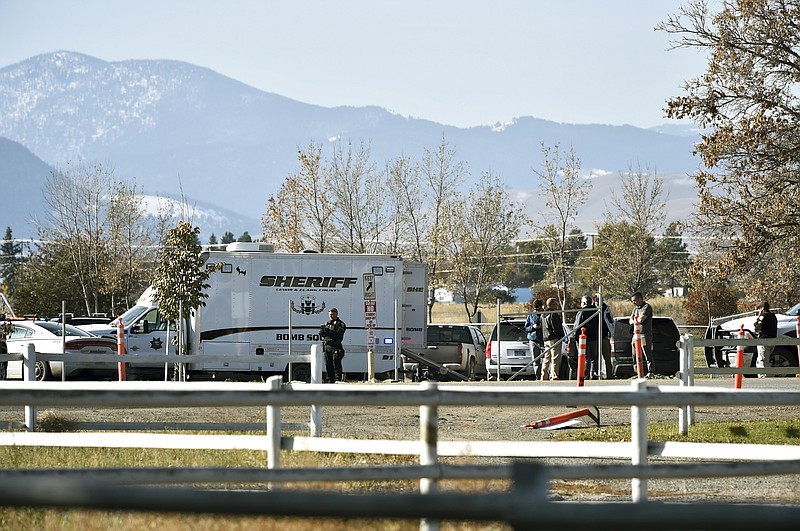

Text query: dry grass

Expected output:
[36,409,76,432]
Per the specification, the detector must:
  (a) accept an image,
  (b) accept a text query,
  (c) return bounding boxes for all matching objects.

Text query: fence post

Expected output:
[266,375,282,472]
[631,378,648,502]
[577,327,586,387]
[116,318,126,382]
[23,343,36,432]
[310,344,323,437]
[419,380,439,531]
[678,334,696,435]
[735,324,745,389]
[796,317,800,367]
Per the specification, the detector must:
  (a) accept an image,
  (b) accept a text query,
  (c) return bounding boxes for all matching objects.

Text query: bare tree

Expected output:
[421,136,466,321]
[384,155,422,255]
[608,163,667,233]
[328,140,386,253]
[445,172,528,322]
[532,144,589,310]
[42,162,113,314]
[39,161,155,315]
[103,180,157,313]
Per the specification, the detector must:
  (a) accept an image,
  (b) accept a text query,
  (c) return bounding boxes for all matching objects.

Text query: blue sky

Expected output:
[0,0,708,129]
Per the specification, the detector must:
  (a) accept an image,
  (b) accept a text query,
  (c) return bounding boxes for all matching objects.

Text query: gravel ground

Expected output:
[2,376,799,504]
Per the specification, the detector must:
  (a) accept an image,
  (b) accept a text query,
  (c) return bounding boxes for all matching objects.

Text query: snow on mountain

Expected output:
[0,51,704,239]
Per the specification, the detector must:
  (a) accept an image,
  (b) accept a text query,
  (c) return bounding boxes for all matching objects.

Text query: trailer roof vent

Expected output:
[225,242,275,253]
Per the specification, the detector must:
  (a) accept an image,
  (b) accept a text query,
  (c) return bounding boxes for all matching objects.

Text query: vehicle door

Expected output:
[470,326,487,376]
[126,308,178,367]
[5,324,35,379]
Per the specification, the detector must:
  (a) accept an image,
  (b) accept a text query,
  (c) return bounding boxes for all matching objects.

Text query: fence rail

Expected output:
[3,340,800,528]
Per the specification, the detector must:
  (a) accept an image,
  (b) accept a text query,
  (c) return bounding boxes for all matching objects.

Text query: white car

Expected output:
[709,303,800,371]
[3,320,118,381]
[485,318,539,380]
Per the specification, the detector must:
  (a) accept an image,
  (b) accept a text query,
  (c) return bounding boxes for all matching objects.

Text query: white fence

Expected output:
[3,340,800,528]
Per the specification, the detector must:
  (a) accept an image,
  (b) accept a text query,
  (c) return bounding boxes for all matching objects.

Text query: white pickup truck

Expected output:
[402,324,487,381]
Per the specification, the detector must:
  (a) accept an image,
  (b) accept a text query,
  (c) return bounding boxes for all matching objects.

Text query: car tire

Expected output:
[465,357,476,381]
[34,360,51,382]
[770,347,799,377]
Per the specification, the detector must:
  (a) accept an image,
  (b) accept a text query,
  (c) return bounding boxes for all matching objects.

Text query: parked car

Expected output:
[49,314,113,327]
[3,319,118,381]
[485,318,539,380]
[609,316,681,378]
[706,304,800,374]
[403,324,487,381]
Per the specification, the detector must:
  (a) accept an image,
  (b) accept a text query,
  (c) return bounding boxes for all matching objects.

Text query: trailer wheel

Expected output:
[285,363,311,383]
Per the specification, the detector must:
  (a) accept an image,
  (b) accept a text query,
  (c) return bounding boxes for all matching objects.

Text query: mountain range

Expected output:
[0,51,703,241]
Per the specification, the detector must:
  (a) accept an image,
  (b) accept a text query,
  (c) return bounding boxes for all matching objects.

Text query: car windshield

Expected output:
[492,321,528,342]
[117,305,150,327]
[784,303,800,316]
[427,326,471,344]
[35,321,92,337]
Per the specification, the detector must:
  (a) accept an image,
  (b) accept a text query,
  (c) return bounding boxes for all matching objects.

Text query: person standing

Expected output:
[524,299,544,378]
[541,298,563,380]
[573,295,600,379]
[0,314,9,380]
[630,292,654,377]
[754,301,778,378]
[595,293,615,379]
[320,308,347,383]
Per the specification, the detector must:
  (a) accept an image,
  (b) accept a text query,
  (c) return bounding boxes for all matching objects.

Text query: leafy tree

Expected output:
[208,233,218,245]
[659,0,800,294]
[659,222,693,295]
[263,169,308,252]
[237,231,252,242]
[586,220,664,297]
[0,227,22,296]
[502,239,549,290]
[531,143,589,310]
[12,242,88,316]
[683,258,741,325]
[588,164,670,297]
[220,232,235,245]
[152,221,218,380]
[152,221,215,325]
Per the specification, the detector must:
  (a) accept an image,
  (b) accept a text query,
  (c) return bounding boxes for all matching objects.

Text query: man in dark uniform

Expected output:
[320,308,347,383]
[754,301,778,378]
[0,314,9,380]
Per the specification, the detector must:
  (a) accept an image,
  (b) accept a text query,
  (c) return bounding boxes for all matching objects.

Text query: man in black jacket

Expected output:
[754,301,778,378]
[320,308,347,383]
[572,295,600,379]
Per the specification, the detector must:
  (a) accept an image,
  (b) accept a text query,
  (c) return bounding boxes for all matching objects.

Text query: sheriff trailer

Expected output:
[83,243,427,381]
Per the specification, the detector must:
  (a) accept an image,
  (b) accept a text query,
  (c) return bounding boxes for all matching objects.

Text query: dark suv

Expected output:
[609,316,681,378]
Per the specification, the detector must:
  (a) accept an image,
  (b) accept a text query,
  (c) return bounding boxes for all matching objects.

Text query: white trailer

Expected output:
[83,243,427,381]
